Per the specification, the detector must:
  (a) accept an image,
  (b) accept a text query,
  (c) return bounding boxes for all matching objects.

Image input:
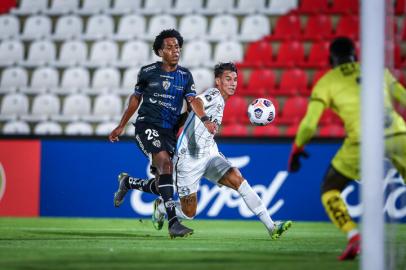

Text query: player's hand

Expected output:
[204,121,217,135]
[109,126,124,142]
[288,143,309,172]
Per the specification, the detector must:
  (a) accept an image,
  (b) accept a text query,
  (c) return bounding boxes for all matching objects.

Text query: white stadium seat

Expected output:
[84,94,122,122]
[95,122,118,136]
[52,94,91,122]
[181,40,212,68]
[109,0,141,15]
[239,14,270,41]
[22,40,56,67]
[58,67,90,94]
[170,0,203,15]
[23,67,59,94]
[0,40,24,67]
[2,121,30,135]
[46,0,80,15]
[265,0,298,15]
[0,67,28,93]
[77,0,110,15]
[141,0,172,15]
[178,15,208,41]
[144,15,177,41]
[0,15,20,39]
[11,0,48,15]
[201,0,234,15]
[213,41,243,64]
[233,0,266,14]
[190,68,214,94]
[65,121,93,135]
[83,15,114,40]
[207,15,239,41]
[87,40,118,67]
[56,40,88,67]
[0,93,29,121]
[113,14,146,41]
[88,68,121,94]
[53,15,83,40]
[34,121,63,135]
[22,94,61,122]
[117,40,149,68]
[119,67,138,96]
[21,15,52,40]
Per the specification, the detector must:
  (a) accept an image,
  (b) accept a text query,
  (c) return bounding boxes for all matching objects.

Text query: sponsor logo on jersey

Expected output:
[149,98,157,104]
[153,93,175,99]
[205,95,212,102]
[160,75,174,79]
[0,163,6,202]
[149,82,159,87]
[163,80,171,90]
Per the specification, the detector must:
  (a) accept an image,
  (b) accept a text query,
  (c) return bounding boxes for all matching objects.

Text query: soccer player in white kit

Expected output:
[151,62,293,239]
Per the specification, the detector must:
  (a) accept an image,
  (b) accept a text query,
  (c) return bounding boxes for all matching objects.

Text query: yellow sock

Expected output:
[321,190,357,233]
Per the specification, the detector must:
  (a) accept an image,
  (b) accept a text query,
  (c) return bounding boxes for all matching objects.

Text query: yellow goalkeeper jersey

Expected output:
[295,62,406,146]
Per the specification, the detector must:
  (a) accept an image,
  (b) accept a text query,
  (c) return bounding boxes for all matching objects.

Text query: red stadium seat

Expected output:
[302,15,333,41]
[220,123,249,137]
[285,124,299,137]
[391,69,406,87]
[239,40,273,68]
[278,69,309,96]
[244,69,276,97]
[278,96,308,125]
[328,0,359,14]
[297,0,328,14]
[396,0,406,15]
[222,96,249,125]
[334,15,359,40]
[267,14,301,40]
[252,125,281,137]
[318,124,346,138]
[311,69,329,88]
[269,41,305,68]
[300,41,330,69]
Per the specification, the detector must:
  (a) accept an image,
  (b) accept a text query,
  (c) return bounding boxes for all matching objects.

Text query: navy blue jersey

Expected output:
[134,62,196,129]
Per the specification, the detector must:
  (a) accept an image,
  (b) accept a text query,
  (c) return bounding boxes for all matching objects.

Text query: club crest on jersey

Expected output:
[152,139,161,148]
[162,80,171,90]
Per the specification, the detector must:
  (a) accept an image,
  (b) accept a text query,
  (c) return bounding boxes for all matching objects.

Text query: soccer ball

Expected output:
[247,98,276,126]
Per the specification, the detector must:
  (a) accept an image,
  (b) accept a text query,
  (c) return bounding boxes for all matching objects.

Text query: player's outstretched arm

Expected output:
[109,94,141,142]
[187,96,217,134]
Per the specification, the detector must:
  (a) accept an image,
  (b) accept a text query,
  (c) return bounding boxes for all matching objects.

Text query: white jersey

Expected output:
[176,87,225,157]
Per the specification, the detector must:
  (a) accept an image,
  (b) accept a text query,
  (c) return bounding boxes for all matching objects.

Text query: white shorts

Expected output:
[173,144,232,198]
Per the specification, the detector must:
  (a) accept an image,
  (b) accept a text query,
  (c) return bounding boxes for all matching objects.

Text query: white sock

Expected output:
[157,199,193,220]
[238,180,274,231]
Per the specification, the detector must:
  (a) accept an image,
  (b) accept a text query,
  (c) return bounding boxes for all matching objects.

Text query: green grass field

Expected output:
[0,218,405,270]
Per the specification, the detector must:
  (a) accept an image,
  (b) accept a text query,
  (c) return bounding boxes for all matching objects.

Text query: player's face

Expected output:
[159,37,180,66]
[217,71,238,97]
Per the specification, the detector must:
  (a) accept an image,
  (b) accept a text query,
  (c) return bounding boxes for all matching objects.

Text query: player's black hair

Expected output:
[152,29,184,56]
[329,37,357,67]
[214,62,238,78]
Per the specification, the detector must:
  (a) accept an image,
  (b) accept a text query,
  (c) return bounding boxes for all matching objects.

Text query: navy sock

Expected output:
[158,174,178,228]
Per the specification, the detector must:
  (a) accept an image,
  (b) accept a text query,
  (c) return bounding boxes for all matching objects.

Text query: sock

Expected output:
[238,180,274,232]
[124,176,159,195]
[321,190,357,233]
[347,229,359,240]
[158,174,178,228]
[157,200,194,220]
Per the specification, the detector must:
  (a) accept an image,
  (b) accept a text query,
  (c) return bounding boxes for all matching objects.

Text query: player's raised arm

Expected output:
[187,95,217,135]
[109,94,141,142]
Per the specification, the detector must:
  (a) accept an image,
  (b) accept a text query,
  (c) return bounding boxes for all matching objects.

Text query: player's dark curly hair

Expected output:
[329,37,356,66]
[214,62,238,78]
[152,29,184,56]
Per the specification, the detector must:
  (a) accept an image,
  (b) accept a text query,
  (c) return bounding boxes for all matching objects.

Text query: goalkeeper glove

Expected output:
[288,143,309,172]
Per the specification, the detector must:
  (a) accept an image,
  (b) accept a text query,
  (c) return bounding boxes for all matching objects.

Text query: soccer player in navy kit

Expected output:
[109,29,217,238]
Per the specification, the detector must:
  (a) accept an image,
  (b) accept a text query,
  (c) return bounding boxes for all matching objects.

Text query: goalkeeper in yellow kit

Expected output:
[287,37,406,261]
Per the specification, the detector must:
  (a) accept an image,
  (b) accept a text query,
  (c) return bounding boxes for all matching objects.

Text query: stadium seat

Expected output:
[56,40,88,67]
[83,15,114,40]
[190,68,214,94]
[319,108,342,125]
[178,14,208,41]
[144,14,177,41]
[0,40,23,67]
[22,40,56,67]
[302,15,333,41]
[207,15,239,41]
[170,0,203,15]
[311,69,329,88]
[220,123,249,137]
[140,0,172,15]
[88,68,121,95]
[222,96,248,125]
[21,15,52,40]
[11,0,48,15]
[334,15,359,40]
[65,121,93,136]
[252,125,281,137]
[0,93,29,121]
[182,40,212,68]
[267,14,301,40]
[278,96,308,125]
[318,124,346,138]
[23,67,59,94]
[84,94,122,122]
[22,94,60,122]
[269,41,304,68]
[113,14,146,41]
[119,67,139,96]
[87,40,118,68]
[201,0,234,15]
[278,69,308,96]
[58,67,90,95]
[116,40,149,68]
[34,121,63,135]
[264,0,298,15]
[53,15,83,40]
[2,120,30,135]
[108,0,141,15]
[95,122,118,136]
[396,0,406,15]
[300,41,330,69]
[77,0,110,15]
[297,0,328,14]
[0,67,28,94]
[0,15,19,39]
[328,0,359,14]
[213,41,243,65]
[285,124,299,137]
[240,40,273,68]
[52,94,92,122]
[239,15,270,42]
[46,0,79,15]
[233,0,266,15]
[245,69,276,96]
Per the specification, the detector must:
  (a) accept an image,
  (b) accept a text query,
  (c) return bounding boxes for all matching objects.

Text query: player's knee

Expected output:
[321,165,352,194]
[220,168,244,190]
